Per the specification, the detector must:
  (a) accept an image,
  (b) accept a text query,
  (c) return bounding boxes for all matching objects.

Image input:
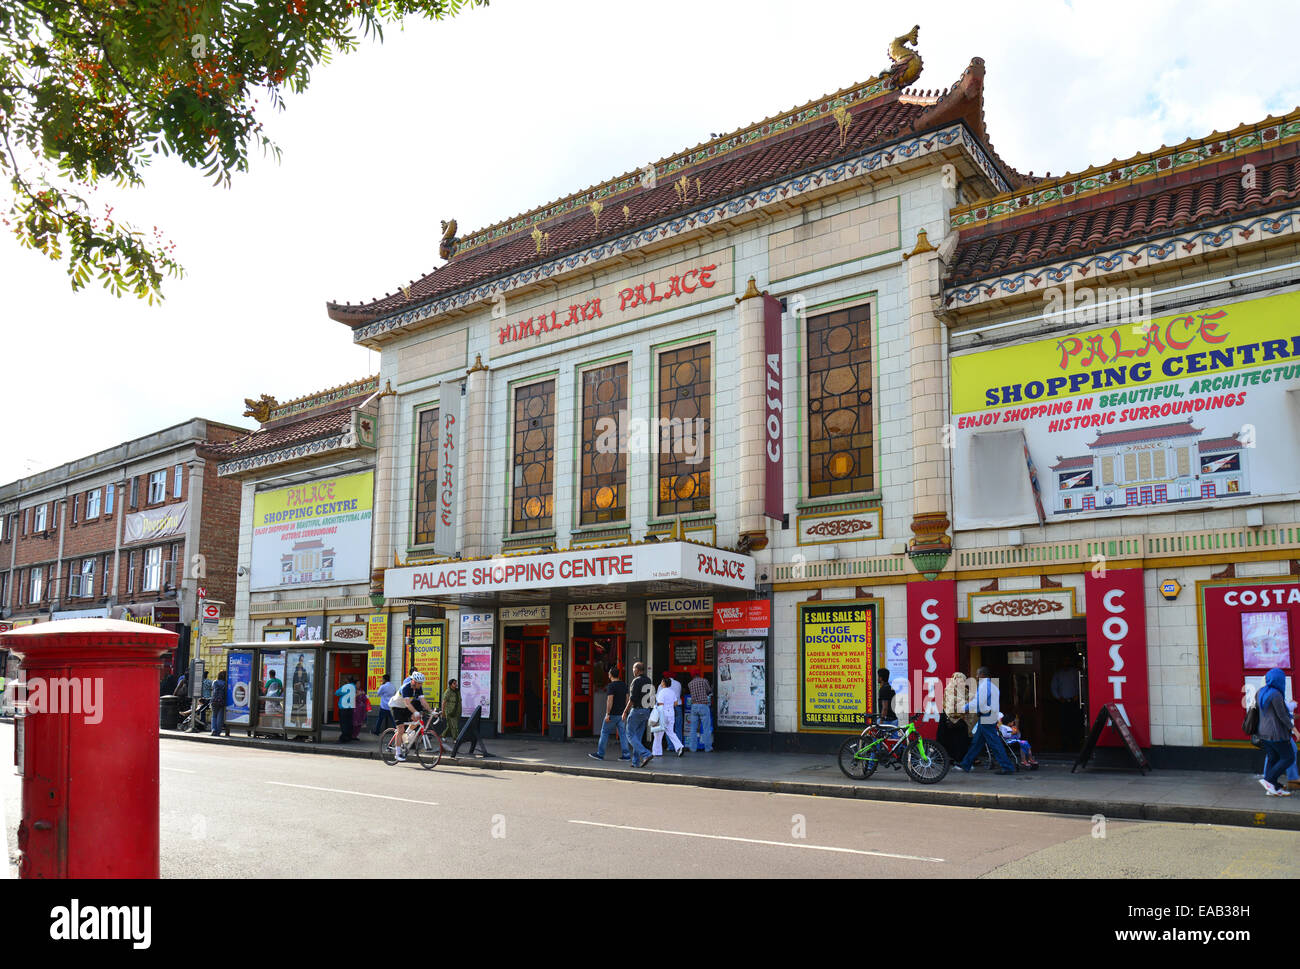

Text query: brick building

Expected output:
[0,419,248,672]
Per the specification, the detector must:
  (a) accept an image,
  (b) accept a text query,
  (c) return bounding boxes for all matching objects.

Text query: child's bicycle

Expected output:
[837,712,951,784]
[379,709,447,770]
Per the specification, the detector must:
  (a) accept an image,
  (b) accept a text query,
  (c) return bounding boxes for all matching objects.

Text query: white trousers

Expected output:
[652,703,684,755]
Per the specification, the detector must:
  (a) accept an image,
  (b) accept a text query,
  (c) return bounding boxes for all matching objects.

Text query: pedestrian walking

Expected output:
[209,670,228,737]
[334,676,357,743]
[442,677,462,743]
[686,670,713,752]
[876,668,897,723]
[622,662,655,768]
[652,672,685,757]
[1256,667,1295,796]
[952,668,1018,774]
[590,666,631,761]
[374,674,396,735]
[668,672,684,745]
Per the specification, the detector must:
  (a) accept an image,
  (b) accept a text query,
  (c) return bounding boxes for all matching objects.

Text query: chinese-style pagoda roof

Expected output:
[1086,418,1203,449]
[1199,436,1244,452]
[210,377,378,459]
[1049,455,1093,471]
[947,108,1300,285]
[327,55,1029,328]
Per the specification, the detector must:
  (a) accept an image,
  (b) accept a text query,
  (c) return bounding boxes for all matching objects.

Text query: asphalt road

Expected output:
[2,731,1296,878]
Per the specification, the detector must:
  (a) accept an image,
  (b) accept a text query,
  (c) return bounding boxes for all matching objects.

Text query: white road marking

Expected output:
[567,819,945,862]
[162,767,197,774]
[266,781,438,806]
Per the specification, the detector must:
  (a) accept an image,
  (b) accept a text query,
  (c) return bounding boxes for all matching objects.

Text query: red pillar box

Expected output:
[0,619,176,878]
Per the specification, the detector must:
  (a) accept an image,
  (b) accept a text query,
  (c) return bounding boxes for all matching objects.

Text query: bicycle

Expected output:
[836,712,950,784]
[379,708,445,770]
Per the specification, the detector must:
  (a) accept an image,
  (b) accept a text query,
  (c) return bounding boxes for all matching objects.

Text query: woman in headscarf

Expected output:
[1256,667,1295,796]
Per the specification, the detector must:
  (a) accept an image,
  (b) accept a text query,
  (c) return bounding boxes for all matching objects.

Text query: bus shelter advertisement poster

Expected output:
[250,472,374,590]
[951,291,1300,529]
[799,602,876,730]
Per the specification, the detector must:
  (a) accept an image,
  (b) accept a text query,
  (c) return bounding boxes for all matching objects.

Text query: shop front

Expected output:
[384,542,755,741]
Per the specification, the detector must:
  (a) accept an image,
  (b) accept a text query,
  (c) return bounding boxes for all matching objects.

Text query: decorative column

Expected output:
[369,382,398,607]
[735,278,769,548]
[903,230,953,578]
[460,354,492,559]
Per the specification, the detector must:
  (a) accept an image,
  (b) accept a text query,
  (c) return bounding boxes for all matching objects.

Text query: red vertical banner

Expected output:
[906,580,957,737]
[762,294,784,521]
[1085,568,1150,747]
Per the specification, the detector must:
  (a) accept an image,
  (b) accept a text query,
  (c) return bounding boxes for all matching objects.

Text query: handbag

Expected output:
[648,706,663,733]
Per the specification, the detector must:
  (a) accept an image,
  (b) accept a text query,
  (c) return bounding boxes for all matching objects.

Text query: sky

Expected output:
[2,0,1298,484]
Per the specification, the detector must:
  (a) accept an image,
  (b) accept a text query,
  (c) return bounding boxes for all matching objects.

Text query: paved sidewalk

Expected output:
[160,726,1300,832]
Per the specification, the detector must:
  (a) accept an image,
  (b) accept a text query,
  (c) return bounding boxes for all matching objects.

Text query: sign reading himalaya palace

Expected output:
[493,249,733,356]
[951,290,1300,528]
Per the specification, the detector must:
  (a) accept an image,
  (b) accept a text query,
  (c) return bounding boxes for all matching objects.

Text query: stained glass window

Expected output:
[657,343,711,516]
[579,362,628,525]
[413,406,440,546]
[512,380,556,533]
[807,303,874,497]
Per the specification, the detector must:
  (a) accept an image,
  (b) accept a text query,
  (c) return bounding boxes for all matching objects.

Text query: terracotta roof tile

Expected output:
[1086,419,1203,449]
[209,406,352,458]
[1199,436,1244,452]
[1049,455,1093,471]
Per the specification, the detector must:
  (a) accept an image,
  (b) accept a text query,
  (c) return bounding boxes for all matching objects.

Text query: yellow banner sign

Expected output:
[366,614,388,704]
[410,621,443,707]
[952,290,1300,416]
[549,643,564,725]
[799,603,874,730]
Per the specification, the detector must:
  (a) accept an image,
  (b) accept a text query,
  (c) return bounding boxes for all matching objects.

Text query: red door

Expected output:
[573,638,594,735]
[502,639,523,731]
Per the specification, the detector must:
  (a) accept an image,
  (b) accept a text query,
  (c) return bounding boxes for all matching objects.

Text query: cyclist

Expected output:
[390,669,431,761]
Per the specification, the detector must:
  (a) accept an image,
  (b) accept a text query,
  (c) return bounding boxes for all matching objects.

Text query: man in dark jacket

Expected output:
[1257,667,1295,796]
[210,670,228,737]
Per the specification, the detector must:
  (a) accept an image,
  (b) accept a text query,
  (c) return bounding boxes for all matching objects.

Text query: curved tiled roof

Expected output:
[948,112,1300,284]
[209,407,353,458]
[1086,420,1203,449]
[328,58,1030,328]
[1049,455,1093,471]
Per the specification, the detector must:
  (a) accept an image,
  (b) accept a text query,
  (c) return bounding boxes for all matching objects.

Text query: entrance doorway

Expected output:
[966,639,1087,754]
[502,625,548,733]
[573,621,625,737]
[328,652,365,726]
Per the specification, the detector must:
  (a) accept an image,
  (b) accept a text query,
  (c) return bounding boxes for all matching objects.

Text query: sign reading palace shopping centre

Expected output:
[384,542,754,598]
[493,248,734,357]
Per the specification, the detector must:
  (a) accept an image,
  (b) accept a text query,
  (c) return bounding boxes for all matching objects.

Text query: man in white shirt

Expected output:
[953,667,1017,774]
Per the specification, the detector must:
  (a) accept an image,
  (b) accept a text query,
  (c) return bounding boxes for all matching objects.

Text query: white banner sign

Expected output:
[385,542,754,598]
[434,381,464,558]
[569,601,627,620]
[646,596,713,618]
[500,605,551,624]
[123,501,189,545]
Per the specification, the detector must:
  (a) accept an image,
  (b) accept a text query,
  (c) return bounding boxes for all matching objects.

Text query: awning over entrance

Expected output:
[384,541,754,607]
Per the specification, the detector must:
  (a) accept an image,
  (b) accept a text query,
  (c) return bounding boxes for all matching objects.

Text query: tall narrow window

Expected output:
[80,559,95,598]
[102,554,113,597]
[174,464,184,498]
[807,303,874,497]
[657,343,711,516]
[143,547,162,592]
[105,484,115,516]
[86,489,100,519]
[129,477,139,508]
[30,568,43,604]
[579,362,628,525]
[511,380,556,533]
[127,551,137,594]
[413,406,440,546]
[148,470,166,503]
[33,504,47,532]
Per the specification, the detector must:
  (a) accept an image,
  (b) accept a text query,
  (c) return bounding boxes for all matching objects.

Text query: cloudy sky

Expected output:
[2,0,1298,484]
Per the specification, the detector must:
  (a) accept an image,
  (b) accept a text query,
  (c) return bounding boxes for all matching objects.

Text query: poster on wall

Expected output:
[716,640,766,729]
[460,646,492,719]
[951,291,1300,529]
[285,650,315,731]
[1242,612,1291,669]
[249,471,374,590]
[263,628,292,643]
[549,643,563,725]
[798,601,876,731]
[226,650,253,726]
[460,612,494,646]
[410,622,444,707]
[366,614,388,704]
[884,637,908,718]
[260,650,285,728]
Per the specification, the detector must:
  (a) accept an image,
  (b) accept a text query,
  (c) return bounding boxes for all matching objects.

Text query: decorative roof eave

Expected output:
[942,204,1300,313]
[216,433,374,478]
[350,121,1006,347]
[263,376,379,425]
[950,111,1300,235]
